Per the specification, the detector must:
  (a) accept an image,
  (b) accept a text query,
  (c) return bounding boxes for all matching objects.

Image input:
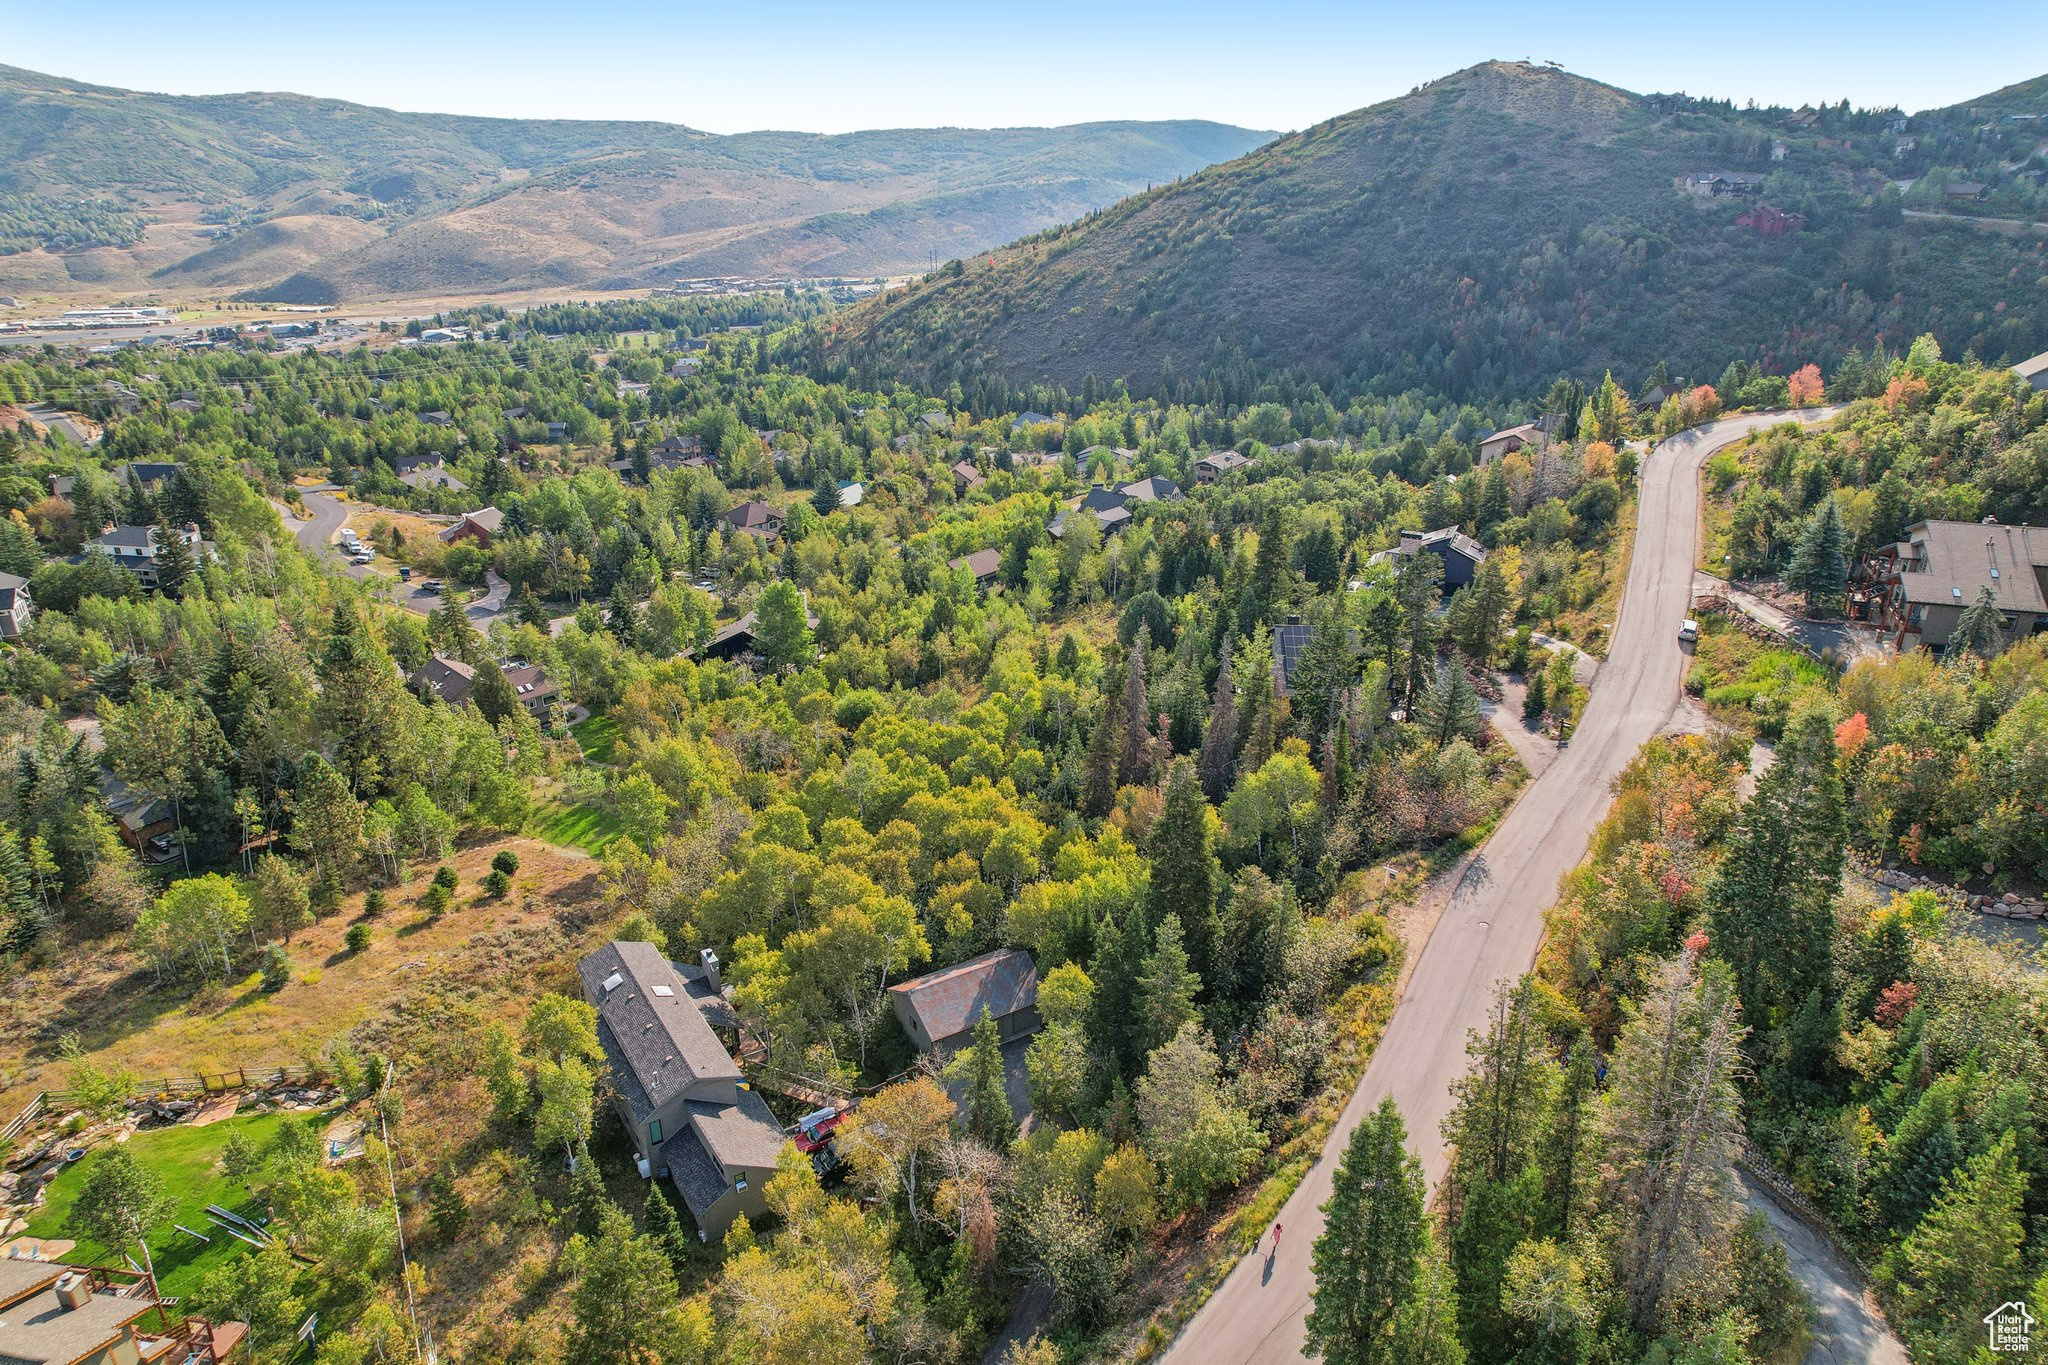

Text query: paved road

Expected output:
[1163,410,1847,1365]
[283,488,510,627]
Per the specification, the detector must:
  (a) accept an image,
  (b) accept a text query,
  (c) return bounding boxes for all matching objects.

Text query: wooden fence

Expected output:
[1,1091,47,1143]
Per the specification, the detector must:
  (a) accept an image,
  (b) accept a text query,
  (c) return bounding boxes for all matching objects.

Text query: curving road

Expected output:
[1163,409,1859,1365]
[282,488,511,627]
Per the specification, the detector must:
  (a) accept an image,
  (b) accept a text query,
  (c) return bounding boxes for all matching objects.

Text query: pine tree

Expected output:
[1391,1228,1467,1365]
[1785,495,1849,613]
[952,1007,1015,1146]
[1307,1096,1427,1365]
[606,582,640,645]
[1951,584,2009,658]
[151,519,197,598]
[1136,913,1202,1053]
[1708,706,1845,1062]
[1082,658,1124,818]
[1416,663,1483,747]
[0,822,42,953]
[1089,911,1152,1081]
[1147,759,1219,983]
[1197,637,1240,802]
[1396,552,1443,708]
[468,658,521,726]
[1120,627,1152,786]
[1893,1131,2028,1362]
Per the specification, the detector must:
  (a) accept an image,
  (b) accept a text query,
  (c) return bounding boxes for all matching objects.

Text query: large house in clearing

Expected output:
[889,948,1041,1055]
[0,1259,246,1365]
[579,942,787,1241]
[1855,518,2048,652]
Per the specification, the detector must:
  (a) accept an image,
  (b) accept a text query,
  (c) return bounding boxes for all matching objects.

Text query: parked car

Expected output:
[398,566,412,581]
[1678,619,1699,643]
[353,551,374,565]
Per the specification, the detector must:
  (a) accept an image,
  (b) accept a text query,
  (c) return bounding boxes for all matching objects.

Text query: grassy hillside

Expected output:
[0,63,1268,302]
[823,61,2048,403]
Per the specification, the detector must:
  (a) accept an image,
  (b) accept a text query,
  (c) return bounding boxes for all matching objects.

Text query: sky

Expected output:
[3,0,2043,136]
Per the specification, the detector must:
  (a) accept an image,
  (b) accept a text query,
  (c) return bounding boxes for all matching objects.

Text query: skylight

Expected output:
[602,971,623,992]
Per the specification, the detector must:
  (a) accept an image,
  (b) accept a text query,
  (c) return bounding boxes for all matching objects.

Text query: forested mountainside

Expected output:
[0,63,1267,302]
[820,61,2048,405]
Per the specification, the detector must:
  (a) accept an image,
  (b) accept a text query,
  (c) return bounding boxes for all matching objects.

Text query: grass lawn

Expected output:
[531,797,625,854]
[24,1108,332,1300]
[570,714,621,764]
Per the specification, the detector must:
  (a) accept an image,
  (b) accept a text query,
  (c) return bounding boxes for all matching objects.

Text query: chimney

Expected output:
[55,1272,91,1312]
[1400,528,1424,544]
[699,947,721,992]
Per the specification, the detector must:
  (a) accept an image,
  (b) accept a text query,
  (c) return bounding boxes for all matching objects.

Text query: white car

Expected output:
[1678,619,1699,643]
[353,551,375,565]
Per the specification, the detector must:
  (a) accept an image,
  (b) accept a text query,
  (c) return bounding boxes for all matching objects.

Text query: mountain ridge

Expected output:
[823,60,2048,402]
[0,62,1271,303]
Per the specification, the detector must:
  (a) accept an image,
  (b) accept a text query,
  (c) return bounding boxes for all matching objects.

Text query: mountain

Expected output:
[0,64,1269,303]
[823,61,2048,403]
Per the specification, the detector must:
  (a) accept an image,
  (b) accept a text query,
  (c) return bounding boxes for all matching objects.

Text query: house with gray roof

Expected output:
[579,941,784,1240]
[1193,449,1255,483]
[889,948,1040,1054]
[2013,350,2048,392]
[0,570,32,639]
[1369,526,1489,591]
[1859,518,2048,652]
[0,1259,245,1365]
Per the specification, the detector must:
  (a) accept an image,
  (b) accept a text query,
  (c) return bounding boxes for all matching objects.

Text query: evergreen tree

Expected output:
[469,657,521,726]
[1785,495,1849,613]
[1082,658,1124,818]
[1708,705,1845,1075]
[1136,913,1202,1053]
[1291,600,1357,738]
[1416,662,1484,747]
[951,1007,1016,1146]
[1089,911,1152,1081]
[811,469,840,518]
[1893,1131,2029,1363]
[1950,585,2009,658]
[1120,627,1152,786]
[1147,759,1220,983]
[1391,1228,1467,1365]
[151,519,197,598]
[1250,504,1291,618]
[1197,637,1240,802]
[1396,551,1443,708]
[0,822,42,953]
[606,582,640,646]
[565,1205,690,1365]
[1307,1097,1427,1365]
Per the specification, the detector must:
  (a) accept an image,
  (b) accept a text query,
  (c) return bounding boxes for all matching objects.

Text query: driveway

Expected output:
[280,488,509,627]
[1740,1175,1907,1365]
[1160,409,1850,1365]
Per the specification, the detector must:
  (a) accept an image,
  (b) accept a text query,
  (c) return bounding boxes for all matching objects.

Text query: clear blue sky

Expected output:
[3,0,2041,136]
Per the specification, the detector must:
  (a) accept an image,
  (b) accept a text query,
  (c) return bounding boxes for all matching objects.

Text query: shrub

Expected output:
[420,883,452,916]
[345,923,371,953]
[259,943,292,993]
[432,865,459,892]
[363,888,386,917]
[484,868,511,898]
[490,850,520,877]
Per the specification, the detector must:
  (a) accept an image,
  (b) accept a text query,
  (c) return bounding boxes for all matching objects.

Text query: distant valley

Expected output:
[0,62,1270,305]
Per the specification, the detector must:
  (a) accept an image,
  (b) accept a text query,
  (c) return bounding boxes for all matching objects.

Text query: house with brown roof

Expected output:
[949,548,1003,590]
[889,948,1040,1054]
[437,507,504,546]
[720,501,784,541]
[0,1258,245,1365]
[1857,518,2048,651]
[409,654,477,707]
[951,459,987,494]
[501,660,560,717]
[1478,422,1550,466]
[579,942,786,1240]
